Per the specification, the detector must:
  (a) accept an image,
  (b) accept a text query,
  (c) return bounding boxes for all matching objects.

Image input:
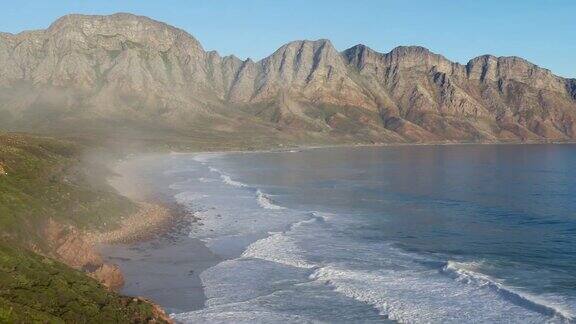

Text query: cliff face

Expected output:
[43,219,125,290]
[0,13,575,143]
[350,46,575,139]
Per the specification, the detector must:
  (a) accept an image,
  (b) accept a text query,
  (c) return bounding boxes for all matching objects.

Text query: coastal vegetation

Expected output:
[0,243,164,323]
[0,133,168,323]
[0,133,135,245]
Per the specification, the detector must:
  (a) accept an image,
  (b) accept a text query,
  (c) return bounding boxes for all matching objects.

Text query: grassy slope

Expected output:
[0,243,160,323]
[0,133,136,246]
[0,133,165,323]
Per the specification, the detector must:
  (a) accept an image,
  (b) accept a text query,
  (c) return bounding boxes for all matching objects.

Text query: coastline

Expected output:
[166,138,576,158]
[91,156,221,315]
[162,144,576,322]
[92,141,576,319]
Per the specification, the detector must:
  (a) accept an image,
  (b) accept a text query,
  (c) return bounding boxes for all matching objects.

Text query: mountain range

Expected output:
[1,13,575,144]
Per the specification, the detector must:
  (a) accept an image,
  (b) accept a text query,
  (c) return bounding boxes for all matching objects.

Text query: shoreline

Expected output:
[167,138,576,157]
[91,157,220,315]
[92,141,576,319]
[85,202,184,245]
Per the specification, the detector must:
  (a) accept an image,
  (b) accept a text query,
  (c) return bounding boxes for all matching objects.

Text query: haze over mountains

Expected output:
[1,13,575,144]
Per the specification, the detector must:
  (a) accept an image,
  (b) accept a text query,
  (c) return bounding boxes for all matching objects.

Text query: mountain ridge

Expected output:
[0,12,574,144]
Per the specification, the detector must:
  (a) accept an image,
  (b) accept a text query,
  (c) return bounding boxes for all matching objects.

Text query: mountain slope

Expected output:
[0,13,574,144]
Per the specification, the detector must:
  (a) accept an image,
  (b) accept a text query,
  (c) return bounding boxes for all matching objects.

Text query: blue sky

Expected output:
[1,0,574,77]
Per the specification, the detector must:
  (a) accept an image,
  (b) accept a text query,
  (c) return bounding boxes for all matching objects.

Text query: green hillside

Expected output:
[0,133,135,245]
[0,243,164,323]
[0,133,168,323]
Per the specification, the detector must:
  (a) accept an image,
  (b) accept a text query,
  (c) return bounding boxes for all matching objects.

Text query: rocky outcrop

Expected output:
[0,13,574,143]
[43,219,124,290]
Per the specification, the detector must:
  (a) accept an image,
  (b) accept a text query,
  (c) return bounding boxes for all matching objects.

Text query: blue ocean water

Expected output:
[166,145,576,323]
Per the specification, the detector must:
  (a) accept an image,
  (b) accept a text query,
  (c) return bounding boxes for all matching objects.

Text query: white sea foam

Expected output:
[241,232,316,269]
[256,190,284,210]
[192,153,223,163]
[297,211,333,225]
[307,259,572,324]
[220,174,248,188]
[442,260,575,322]
[309,266,389,315]
[174,191,209,204]
[172,160,566,323]
[205,165,250,188]
[165,151,574,324]
[172,309,314,324]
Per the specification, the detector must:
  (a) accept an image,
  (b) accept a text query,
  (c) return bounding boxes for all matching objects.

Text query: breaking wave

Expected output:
[207,163,285,209]
[220,174,248,188]
[241,232,315,269]
[256,190,285,210]
[442,260,575,322]
[169,152,574,323]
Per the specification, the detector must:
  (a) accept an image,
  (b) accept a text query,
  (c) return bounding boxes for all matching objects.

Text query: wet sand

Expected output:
[99,233,220,314]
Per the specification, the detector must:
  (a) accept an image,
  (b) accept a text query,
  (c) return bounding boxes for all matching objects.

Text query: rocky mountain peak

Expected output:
[342,44,379,68]
[45,13,204,53]
[466,54,566,93]
[255,38,349,90]
[262,39,344,69]
[343,44,457,75]
[382,46,456,73]
[387,45,433,57]
[0,13,574,144]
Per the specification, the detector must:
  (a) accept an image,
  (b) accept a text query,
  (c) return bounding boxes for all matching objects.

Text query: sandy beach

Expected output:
[98,232,220,314]
[86,202,177,244]
[90,156,221,315]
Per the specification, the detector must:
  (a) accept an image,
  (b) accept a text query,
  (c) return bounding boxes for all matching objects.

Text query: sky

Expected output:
[0,0,574,78]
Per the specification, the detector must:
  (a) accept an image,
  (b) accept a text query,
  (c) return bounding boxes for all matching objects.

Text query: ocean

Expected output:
[157,144,575,323]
